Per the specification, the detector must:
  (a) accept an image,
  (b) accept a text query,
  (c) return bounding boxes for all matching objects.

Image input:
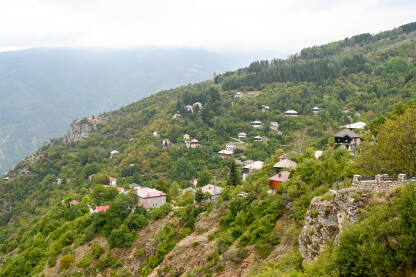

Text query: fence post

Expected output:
[353,175,361,186]
[375,174,381,185]
[398,173,407,184]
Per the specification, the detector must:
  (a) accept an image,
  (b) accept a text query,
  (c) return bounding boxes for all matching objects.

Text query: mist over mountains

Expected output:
[0,47,262,174]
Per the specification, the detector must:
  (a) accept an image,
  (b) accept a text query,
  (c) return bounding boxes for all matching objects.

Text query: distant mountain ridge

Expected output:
[0,47,255,174]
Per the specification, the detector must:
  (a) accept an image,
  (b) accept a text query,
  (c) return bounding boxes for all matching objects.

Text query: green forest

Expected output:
[0,22,416,276]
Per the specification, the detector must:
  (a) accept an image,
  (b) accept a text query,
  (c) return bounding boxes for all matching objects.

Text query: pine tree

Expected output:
[227,159,240,187]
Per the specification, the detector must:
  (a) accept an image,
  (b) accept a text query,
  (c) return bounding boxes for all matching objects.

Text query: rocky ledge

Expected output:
[299,188,372,262]
[63,116,106,143]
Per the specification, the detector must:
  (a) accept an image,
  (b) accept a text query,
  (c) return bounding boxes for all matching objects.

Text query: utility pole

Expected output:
[213,176,217,211]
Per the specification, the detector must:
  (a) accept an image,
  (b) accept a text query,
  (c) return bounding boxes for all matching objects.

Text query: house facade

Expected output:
[135,187,167,209]
[218,149,233,158]
[243,161,264,181]
[238,132,247,139]
[251,120,263,128]
[109,177,117,186]
[334,129,361,151]
[190,139,200,148]
[201,184,224,201]
[269,171,290,190]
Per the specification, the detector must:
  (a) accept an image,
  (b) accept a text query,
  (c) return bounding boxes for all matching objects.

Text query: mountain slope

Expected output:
[0,47,253,174]
[0,23,415,277]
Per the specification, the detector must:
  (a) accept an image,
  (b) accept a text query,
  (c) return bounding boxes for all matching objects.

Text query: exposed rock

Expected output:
[299,188,372,262]
[63,116,106,143]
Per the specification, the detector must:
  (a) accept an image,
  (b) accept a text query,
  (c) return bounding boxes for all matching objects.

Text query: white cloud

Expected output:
[0,0,414,55]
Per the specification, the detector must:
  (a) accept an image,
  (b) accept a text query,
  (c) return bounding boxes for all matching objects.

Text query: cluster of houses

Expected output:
[184,134,200,148]
[185,102,203,113]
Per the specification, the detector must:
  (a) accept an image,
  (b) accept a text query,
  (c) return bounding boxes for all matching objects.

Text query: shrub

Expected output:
[136,248,145,259]
[77,252,92,268]
[147,203,171,220]
[255,243,274,259]
[320,192,334,201]
[60,254,75,270]
[92,243,105,258]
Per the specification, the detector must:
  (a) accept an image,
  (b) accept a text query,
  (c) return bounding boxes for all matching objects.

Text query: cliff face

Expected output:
[63,116,106,143]
[299,188,372,262]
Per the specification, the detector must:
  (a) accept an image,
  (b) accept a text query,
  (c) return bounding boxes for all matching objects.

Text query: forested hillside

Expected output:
[0,47,252,174]
[0,22,416,277]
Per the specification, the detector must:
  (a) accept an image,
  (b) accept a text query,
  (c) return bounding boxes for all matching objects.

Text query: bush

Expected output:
[60,254,75,270]
[77,252,92,268]
[255,243,274,259]
[92,243,105,258]
[147,203,171,220]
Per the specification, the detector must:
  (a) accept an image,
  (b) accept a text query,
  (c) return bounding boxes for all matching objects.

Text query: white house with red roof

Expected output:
[109,177,117,186]
[135,187,167,209]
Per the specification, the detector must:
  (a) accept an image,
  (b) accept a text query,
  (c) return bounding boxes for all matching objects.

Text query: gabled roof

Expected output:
[244,161,264,170]
[343,121,366,130]
[312,106,320,110]
[69,200,79,205]
[284,110,298,114]
[218,149,233,155]
[334,129,360,138]
[269,171,291,183]
[274,159,297,169]
[129,183,141,188]
[238,132,247,136]
[191,139,199,143]
[254,135,262,140]
[109,177,117,182]
[201,184,224,196]
[136,187,167,198]
[96,205,110,212]
[110,150,119,154]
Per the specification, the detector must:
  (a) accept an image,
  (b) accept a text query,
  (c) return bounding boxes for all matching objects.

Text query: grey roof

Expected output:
[334,129,360,138]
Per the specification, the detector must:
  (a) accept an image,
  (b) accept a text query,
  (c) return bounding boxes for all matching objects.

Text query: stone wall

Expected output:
[352,174,408,192]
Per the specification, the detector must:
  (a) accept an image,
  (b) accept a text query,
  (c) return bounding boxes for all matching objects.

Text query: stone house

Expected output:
[135,187,167,209]
[201,184,224,201]
[334,129,361,151]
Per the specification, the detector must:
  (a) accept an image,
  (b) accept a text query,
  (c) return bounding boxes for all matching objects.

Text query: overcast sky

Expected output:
[0,0,415,56]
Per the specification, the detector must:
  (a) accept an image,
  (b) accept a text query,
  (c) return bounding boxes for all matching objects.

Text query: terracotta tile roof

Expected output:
[136,187,167,198]
[69,200,79,206]
[96,205,110,212]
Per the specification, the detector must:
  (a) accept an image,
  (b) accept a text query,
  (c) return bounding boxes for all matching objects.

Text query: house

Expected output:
[193,102,203,110]
[235,91,244,98]
[185,140,191,148]
[270,122,279,131]
[218,149,233,158]
[88,174,95,182]
[243,161,264,181]
[314,150,323,159]
[69,200,80,207]
[2,176,10,181]
[273,159,297,173]
[238,132,247,140]
[261,105,270,112]
[192,178,198,186]
[334,129,361,151]
[190,139,200,148]
[253,135,263,141]
[185,105,194,112]
[153,131,160,137]
[201,184,224,201]
[162,138,171,147]
[226,143,236,151]
[109,177,117,186]
[56,178,62,185]
[95,205,110,213]
[342,122,366,131]
[183,134,190,141]
[251,120,263,128]
[269,171,291,190]
[172,112,181,119]
[135,187,167,209]
[313,106,320,115]
[19,169,30,175]
[110,150,119,159]
[284,110,298,117]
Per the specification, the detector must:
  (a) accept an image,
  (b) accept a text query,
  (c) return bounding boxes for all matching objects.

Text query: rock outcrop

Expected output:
[63,116,106,143]
[299,188,372,262]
